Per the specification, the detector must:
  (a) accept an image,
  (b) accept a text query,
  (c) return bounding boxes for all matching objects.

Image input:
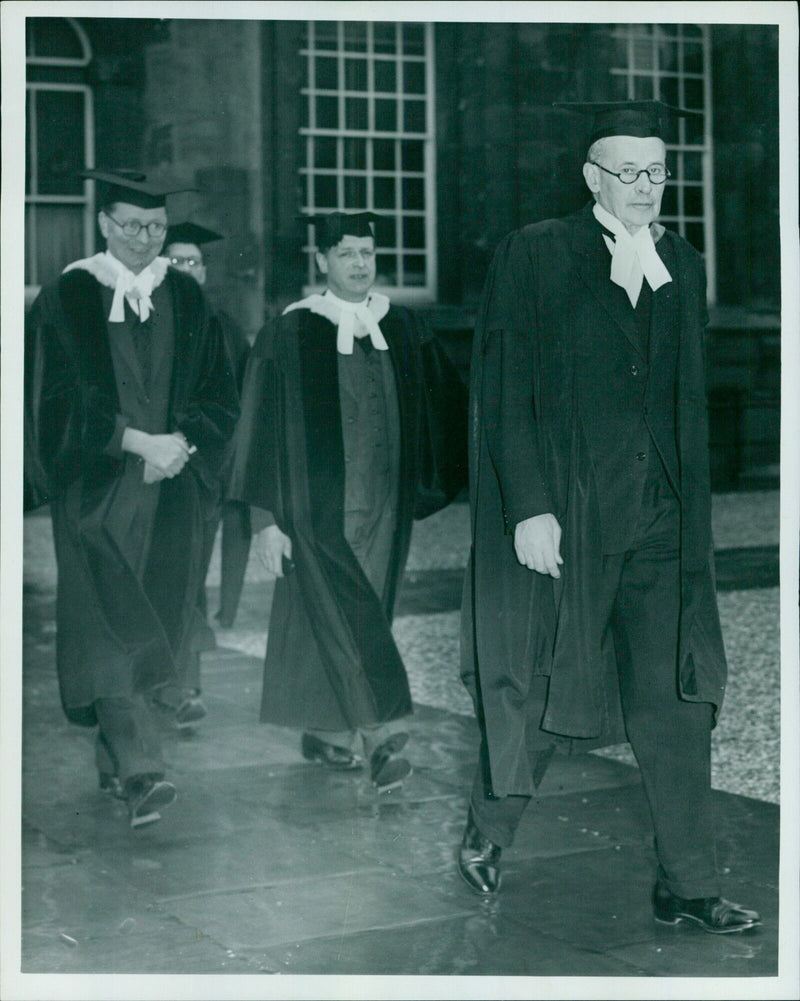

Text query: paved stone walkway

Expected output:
[10,491,784,991]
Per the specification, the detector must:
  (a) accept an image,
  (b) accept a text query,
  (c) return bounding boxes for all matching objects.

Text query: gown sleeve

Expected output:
[411,310,469,520]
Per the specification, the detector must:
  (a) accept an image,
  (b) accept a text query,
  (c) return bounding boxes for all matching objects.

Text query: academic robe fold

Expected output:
[24,269,240,725]
[461,203,727,797]
[229,304,468,730]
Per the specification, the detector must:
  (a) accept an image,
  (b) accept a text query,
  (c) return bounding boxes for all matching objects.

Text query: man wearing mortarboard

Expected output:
[457,101,760,933]
[150,222,254,725]
[24,170,240,827]
[229,211,467,792]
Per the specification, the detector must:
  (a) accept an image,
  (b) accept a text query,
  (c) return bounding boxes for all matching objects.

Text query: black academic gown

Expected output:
[462,203,727,797]
[24,268,240,725]
[229,304,467,730]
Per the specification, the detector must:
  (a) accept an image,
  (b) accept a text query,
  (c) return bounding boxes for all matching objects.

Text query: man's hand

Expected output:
[514,514,563,578]
[255,524,293,577]
[142,462,167,484]
[123,429,190,478]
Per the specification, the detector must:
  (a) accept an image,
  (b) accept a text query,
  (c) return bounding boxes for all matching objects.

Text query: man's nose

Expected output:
[132,228,151,246]
[634,171,653,192]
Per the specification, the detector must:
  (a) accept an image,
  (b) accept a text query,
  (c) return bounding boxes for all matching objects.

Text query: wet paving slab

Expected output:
[15,496,784,983]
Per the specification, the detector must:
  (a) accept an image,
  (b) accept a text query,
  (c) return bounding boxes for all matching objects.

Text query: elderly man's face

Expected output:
[98,202,167,274]
[315,235,376,302]
[165,242,207,285]
[582,136,667,234]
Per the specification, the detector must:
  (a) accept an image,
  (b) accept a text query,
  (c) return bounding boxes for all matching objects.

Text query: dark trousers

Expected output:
[217,501,252,626]
[470,462,720,900]
[93,696,165,786]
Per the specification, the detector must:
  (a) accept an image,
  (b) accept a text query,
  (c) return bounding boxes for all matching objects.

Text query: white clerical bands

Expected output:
[283,290,390,354]
[593,202,672,307]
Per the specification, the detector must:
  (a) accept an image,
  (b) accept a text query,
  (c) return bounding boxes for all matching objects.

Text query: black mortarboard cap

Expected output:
[300,211,382,248]
[553,100,701,145]
[80,169,197,209]
[164,221,224,247]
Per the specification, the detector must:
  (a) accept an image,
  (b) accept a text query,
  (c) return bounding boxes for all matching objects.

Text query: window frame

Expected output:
[25,81,95,290]
[299,20,438,303]
[609,23,716,302]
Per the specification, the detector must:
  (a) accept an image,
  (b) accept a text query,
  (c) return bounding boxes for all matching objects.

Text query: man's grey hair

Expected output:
[586,137,610,165]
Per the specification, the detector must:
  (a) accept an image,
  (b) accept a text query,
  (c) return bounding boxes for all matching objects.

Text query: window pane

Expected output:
[684,42,703,74]
[684,185,703,217]
[660,75,679,106]
[684,113,704,145]
[375,252,397,285]
[403,100,425,133]
[344,174,366,207]
[373,139,395,171]
[316,95,339,129]
[374,176,396,208]
[658,41,679,72]
[403,61,425,94]
[401,140,424,173]
[35,90,85,195]
[375,98,398,132]
[403,254,426,285]
[632,37,654,70]
[374,214,396,248]
[345,97,367,130]
[683,151,703,181]
[685,222,705,252]
[634,76,654,100]
[314,174,338,207]
[345,57,367,91]
[373,23,397,54]
[314,136,338,168]
[402,178,425,210]
[27,17,84,60]
[344,21,367,52]
[312,21,338,51]
[343,137,366,170]
[374,59,396,93]
[25,204,84,286]
[403,215,425,249]
[684,78,704,111]
[315,56,338,90]
[402,23,425,55]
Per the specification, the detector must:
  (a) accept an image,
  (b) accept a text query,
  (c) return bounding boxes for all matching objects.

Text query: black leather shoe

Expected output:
[301,733,363,771]
[458,808,502,895]
[125,775,177,829]
[653,882,761,934]
[369,733,411,792]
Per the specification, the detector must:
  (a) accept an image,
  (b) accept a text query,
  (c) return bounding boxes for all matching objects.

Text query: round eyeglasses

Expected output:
[169,256,203,268]
[105,214,167,239]
[590,162,671,185]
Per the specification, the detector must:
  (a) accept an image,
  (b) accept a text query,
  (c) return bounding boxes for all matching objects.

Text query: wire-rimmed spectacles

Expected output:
[590,162,671,185]
[104,214,168,239]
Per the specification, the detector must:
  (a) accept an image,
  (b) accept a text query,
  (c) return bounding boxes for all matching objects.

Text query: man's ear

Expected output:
[582,161,600,194]
[315,251,328,276]
[98,211,110,239]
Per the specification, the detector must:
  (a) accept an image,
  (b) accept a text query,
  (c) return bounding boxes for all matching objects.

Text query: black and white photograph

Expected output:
[1,2,798,999]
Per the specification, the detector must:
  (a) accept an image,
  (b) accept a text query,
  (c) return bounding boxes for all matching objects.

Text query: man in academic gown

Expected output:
[457,102,760,934]
[24,170,239,827]
[229,211,467,792]
[159,221,253,726]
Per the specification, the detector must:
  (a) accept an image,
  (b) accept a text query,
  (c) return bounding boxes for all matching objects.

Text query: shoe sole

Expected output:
[129,783,177,828]
[654,914,761,935]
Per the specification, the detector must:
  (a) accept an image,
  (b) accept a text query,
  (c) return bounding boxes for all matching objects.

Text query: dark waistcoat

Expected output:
[574,270,679,554]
